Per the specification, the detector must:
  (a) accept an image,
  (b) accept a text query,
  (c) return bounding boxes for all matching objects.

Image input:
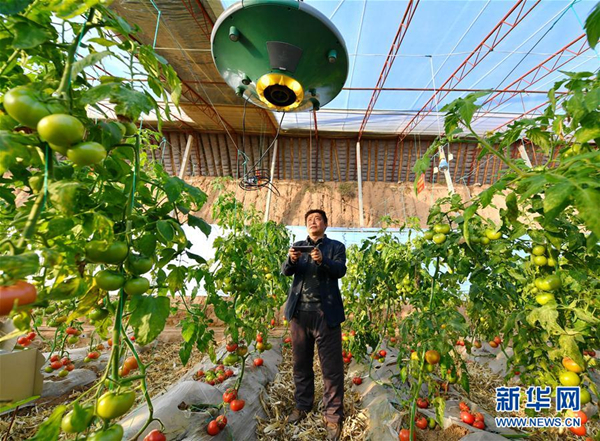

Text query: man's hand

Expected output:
[289,247,301,263]
[310,247,323,265]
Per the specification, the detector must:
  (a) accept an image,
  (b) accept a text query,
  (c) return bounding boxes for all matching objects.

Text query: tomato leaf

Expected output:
[584,1,600,49]
[0,131,37,174]
[527,305,563,335]
[432,396,446,427]
[12,21,53,49]
[156,220,174,244]
[0,0,34,15]
[188,214,211,237]
[559,335,585,368]
[48,181,84,215]
[26,405,65,440]
[0,253,39,280]
[129,295,170,345]
[111,87,154,121]
[166,266,185,293]
[574,187,600,238]
[543,181,573,220]
[164,177,184,203]
[71,51,112,81]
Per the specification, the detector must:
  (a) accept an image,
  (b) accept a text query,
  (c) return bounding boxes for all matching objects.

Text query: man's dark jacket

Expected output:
[281,235,347,327]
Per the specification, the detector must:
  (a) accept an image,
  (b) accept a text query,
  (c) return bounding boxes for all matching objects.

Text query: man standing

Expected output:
[281,209,347,441]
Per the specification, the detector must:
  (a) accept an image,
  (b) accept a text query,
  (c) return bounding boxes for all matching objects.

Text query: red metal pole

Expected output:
[397,0,540,141]
[357,0,420,141]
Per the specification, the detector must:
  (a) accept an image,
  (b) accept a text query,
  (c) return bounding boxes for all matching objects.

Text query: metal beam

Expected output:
[356,0,420,141]
[493,100,549,131]
[397,0,540,141]
[473,34,588,123]
[180,79,237,134]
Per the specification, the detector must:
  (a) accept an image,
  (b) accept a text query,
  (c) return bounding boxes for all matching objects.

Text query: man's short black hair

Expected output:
[305,209,328,225]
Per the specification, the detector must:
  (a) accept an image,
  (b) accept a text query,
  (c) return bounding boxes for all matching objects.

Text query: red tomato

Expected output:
[473,420,485,430]
[256,335,263,343]
[398,428,415,441]
[66,327,78,335]
[460,411,475,425]
[65,363,75,371]
[216,415,227,429]
[50,361,62,370]
[569,425,587,436]
[254,358,264,367]
[50,354,59,362]
[107,338,113,347]
[416,398,429,409]
[226,342,238,353]
[225,369,234,378]
[459,401,470,412]
[0,280,37,315]
[223,388,237,403]
[27,332,36,340]
[197,370,205,377]
[352,377,362,385]
[143,429,166,441]
[230,399,245,412]
[379,349,387,357]
[415,417,427,430]
[474,412,484,422]
[206,420,220,436]
[61,357,70,366]
[493,336,502,345]
[574,411,588,425]
[124,356,138,371]
[17,336,30,346]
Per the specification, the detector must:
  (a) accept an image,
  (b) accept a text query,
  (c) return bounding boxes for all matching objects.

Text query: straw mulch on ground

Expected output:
[256,346,368,440]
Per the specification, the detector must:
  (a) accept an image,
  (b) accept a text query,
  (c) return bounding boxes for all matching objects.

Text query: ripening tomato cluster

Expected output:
[45,354,75,377]
[195,365,235,385]
[458,402,486,430]
[16,331,36,347]
[206,389,246,436]
[3,86,138,166]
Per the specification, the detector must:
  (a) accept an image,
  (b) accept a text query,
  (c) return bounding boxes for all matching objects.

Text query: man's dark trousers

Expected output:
[290,309,344,424]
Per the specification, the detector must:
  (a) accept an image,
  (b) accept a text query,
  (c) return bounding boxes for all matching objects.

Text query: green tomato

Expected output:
[67,142,106,166]
[535,293,555,305]
[532,245,546,256]
[58,369,69,377]
[545,274,562,290]
[432,233,446,244]
[580,388,591,406]
[433,224,450,234]
[533,255,548,266]
[558,371,580,386]
[124,122,138,136]
[96,390,136,420]
[3,87,52,129]
[37,114,85,147]
[61,404,94,433]
[223,353,240,366]
[87,425,124,441]
[86,241,129,265]
[95,270,125,291]
[44,366,54,373]
[546,257,557,267]
[485,229,501,240]
[49,142,69,155]
[114,122,126,138]
[88,307,109,321]
[423,231,434,240]
[126,254,154,275]
[123,277,150,296]
[67,335,79,345]
[45,305,57,314]
[480,236,490,245]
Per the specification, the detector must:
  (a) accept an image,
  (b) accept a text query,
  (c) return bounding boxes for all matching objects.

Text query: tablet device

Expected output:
[292,245,315,253]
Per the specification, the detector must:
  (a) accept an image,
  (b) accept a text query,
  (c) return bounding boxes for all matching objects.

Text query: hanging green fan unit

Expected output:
[211,0,348,112]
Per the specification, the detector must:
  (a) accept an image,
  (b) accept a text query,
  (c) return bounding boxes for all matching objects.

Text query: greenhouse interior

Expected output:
[0,0,599,440]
